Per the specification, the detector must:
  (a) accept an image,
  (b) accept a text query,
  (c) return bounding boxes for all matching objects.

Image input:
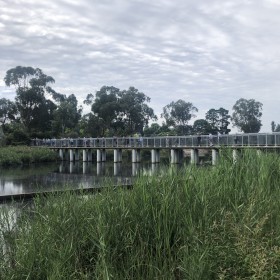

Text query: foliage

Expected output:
[52,94,82,135]
[232,98,263,133]
[86,86,157,136]
[205,107,231,134]
[192,119,212,134]
[271,121,280,132]
[0,146,57,166]
[162,99,197,135]
[118,87,157,135]
[4,66,57,134]
[0,98,17,127]
[2,151,280,279]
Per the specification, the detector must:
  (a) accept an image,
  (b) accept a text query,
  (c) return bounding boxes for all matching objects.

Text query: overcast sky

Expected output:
[1,0,280,132]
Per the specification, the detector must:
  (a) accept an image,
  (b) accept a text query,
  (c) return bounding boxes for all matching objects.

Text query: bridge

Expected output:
[31,132,280,165]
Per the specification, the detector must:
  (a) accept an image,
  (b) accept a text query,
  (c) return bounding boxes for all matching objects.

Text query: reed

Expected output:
[1,149,280,279]
[0,146,58,166]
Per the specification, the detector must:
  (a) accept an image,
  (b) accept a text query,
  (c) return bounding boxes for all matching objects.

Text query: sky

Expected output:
[1,0,280,132]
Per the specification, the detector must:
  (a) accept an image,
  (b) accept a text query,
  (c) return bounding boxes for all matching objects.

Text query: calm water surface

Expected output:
[0,161,167,196]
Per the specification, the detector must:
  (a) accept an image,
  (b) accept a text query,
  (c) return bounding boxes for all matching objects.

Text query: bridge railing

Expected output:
[31,133,280,148]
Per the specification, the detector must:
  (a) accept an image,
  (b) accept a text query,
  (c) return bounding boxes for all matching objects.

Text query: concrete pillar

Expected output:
[83,162,87,174]
[132,163,140,176]
[233,149,240,163]
[151,163,160,174]
[190,149,199,165]
[59,149,64,160]
[83,149,88,162]
[151,149,160,163]
[97,149,102,162]
[97,162,105,176]
[69,149,74,162]
[114,163,121,176]
[101,149,106,162]
[212,149,219,165]
[132,149,141,163]
[114,149,122,162]
[97,149,106,162]
[75,150,79,161]
[69,162,74,173]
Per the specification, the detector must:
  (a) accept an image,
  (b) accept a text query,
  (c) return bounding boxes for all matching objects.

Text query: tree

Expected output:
[118,87,157,135]
[53,94,82,135]
[192,119,212,135]
[205,107,231,134]
[0,98,17,127]
[78,113,103,137]
[90,86,121,136]
[161,99,197,135]
[232,98,263,133]
[271,121,280,132]
[87,86,157,136]
[4,66,56,133]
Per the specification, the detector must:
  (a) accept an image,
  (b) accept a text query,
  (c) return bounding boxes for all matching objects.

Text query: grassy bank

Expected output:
[0,146,58,166]
[1,149,280,279]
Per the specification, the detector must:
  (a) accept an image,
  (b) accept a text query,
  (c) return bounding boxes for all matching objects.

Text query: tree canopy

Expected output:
[231,98,263,133]
[1,65,272,144]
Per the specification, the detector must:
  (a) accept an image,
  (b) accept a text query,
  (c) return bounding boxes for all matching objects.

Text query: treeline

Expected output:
[0,66,267,145]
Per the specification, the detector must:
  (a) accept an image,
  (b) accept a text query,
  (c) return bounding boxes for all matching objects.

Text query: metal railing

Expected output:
[31,132,280,149]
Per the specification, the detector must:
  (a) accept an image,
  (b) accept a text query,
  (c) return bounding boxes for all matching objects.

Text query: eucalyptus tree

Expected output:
[118,87,157,135]
[271,121,280,132]
[0,98,18,128]
[86,86,156,136]
[4,66,56,134]
[205,107,231,134]
[52,94,82,136]
[232,98,263,133]
[78,113,103,137]
[192,119,212,135]
[84,86,121,136]
[161,99,198,135]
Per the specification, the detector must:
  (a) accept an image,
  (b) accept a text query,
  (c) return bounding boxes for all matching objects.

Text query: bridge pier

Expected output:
[69,149,74,162]
[212,149,219,165]
[97,149,106,162]
[132,163,140,176]
[59,149,64,160]
[82,149,88,162]
[190,148,199,165]
[132,149,141,163]
[171,149,183,164]
[151,149,160,163]
[97,162,105,175]
[114,149,122,163]
[114,163,121,175]
[70,162,74,173]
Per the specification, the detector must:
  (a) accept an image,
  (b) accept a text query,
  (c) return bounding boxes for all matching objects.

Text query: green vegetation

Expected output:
[1,150,280,279]
[2,65,267,143]
[0,146,58,166]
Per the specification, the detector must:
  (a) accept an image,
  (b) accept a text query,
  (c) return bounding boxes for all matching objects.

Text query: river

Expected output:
[0,161,167,197]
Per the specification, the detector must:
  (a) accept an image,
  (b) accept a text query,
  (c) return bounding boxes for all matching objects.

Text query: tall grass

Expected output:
[1,149,280,279]
[0,146,58,166]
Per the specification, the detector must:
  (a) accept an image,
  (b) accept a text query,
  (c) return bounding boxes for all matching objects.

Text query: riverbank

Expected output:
[0,146,58,166]
[1,149,280,279]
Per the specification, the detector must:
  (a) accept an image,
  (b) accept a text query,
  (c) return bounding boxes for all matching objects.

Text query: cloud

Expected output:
[0,0,280,132]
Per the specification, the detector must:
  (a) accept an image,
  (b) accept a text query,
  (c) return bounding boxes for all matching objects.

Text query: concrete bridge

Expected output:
[31,132,280,165]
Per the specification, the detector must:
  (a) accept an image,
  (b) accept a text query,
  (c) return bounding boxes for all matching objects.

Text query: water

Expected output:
[0,161,166,197]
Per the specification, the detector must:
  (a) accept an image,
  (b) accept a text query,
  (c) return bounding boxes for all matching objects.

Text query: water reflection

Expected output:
[0,161,167,197]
